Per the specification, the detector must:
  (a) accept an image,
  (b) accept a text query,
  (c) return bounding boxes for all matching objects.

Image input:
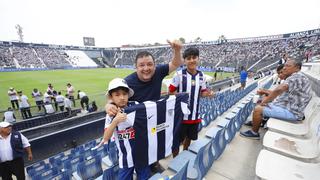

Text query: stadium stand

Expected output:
[1,28,319,72]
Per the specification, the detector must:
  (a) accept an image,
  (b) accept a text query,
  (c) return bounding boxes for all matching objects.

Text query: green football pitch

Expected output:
[0,68,235,112]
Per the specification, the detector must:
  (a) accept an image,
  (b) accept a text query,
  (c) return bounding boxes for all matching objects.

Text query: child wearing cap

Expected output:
[97,78,150,180]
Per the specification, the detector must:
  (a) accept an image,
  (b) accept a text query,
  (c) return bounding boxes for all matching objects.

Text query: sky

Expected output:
[0,0,319,47]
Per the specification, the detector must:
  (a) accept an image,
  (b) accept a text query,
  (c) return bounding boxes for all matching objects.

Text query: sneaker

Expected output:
[244,121,266,127]
[244,121,253,126]
[240,130,260,140]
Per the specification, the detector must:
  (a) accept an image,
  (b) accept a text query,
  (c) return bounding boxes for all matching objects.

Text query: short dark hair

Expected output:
[183,47,199,59]
[135,51,155,64]
[276,64,284,72]
[109,87,129,96]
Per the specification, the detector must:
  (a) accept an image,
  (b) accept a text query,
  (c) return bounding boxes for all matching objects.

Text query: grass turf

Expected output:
[0,68,235,112]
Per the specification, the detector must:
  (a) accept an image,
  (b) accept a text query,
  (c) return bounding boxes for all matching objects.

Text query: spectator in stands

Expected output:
[245,64,286,127]
[7,87,19,109]
[0,121,33,180]
[3,107,16,123]
[55,91,65,111]
[64,94,72,117]
[278,53,288,65]
[240,57,312,139]
[98,78,152,180]
[240,66,248,89]
[77,90,89,111]
[106,39,183,174]
[66,83,75,107]
[169,47,214,157]
[31,88,43,111]
[17,91,32,119]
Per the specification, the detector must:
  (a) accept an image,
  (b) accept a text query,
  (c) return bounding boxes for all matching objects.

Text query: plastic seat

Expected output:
[49,170,72,180]
[168,138,213,180]
[63,156,85,172]
[31,167,59,180]
[205,126,226,159]
[256,149,320,180]
[102,166,116,180]
[76,155,103,179]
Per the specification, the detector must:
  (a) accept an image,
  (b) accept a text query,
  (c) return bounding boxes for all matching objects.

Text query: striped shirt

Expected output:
[105,94,189,169]
[169,69,206,123]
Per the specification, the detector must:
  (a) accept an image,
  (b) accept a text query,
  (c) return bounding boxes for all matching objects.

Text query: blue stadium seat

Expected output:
[169,138,213,180]
[49,152,65,165]
[217,117,236,143]
[205,127,226,159]
[76,155,103,179]
[102,166,116,180]
[26,160,46,174]
[170,160,189,180]
[63,156,85,172]
[28,164,51,177]
[31,167,59,180]
[49,170,72,180]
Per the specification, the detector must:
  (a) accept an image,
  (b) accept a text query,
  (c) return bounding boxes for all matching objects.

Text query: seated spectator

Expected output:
[245,64,286,127]
[240,57,312,139]
[3,107,16,123]
[88,101,98,113]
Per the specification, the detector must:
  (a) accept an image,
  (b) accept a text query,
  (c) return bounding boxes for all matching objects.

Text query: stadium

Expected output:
[1,0,320,178]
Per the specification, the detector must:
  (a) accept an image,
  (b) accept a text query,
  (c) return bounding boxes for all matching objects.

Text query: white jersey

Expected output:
[43,92,52,103]
[64,98,72,108]
[32,91,42,102]
[78,91,86,99]
[19,95,30,108]
[8,90,18,101]
[55,95,65,106]
[4,111,15,123]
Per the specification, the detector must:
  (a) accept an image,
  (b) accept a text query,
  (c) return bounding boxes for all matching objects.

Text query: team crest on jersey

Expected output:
[151,123,170,134]
[191,80,196,86]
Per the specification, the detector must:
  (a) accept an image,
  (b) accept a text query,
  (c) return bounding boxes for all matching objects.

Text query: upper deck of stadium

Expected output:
[1,28,320,72]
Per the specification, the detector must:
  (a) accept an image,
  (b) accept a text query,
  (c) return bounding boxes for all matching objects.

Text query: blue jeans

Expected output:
[263,103,298,121]
[118,166,150,180]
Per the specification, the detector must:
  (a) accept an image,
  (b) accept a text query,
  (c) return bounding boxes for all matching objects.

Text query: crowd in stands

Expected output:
[1,33,319,71]
[103,34,320,71]
[34,47,70,68]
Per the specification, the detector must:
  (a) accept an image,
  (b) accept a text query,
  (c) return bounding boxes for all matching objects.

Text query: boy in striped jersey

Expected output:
[98,78,150,180]
[169,47,214,157]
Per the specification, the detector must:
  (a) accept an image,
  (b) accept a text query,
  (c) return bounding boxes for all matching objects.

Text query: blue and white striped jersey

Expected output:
[170,69,206,123]
[105,93,189,169]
